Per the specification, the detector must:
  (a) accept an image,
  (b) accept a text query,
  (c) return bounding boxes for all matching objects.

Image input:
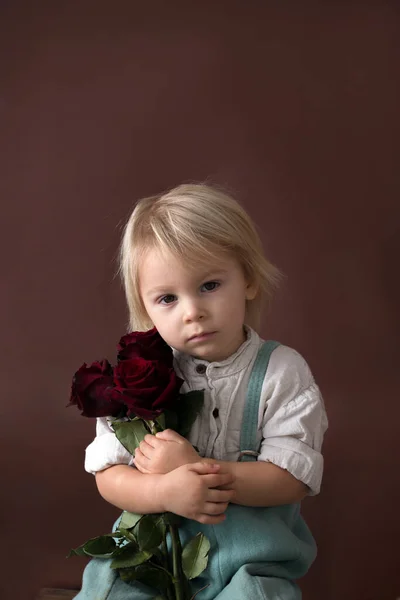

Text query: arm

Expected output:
[134,429,307,506]
[86,418,235,524]
[201,459,308,506]
[95,465,166,514]
[95,461,236,525]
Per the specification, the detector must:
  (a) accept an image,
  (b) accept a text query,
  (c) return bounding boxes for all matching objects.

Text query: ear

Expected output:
[245,280,258,300]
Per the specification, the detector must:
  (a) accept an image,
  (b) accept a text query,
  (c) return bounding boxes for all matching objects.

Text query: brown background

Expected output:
[1,2,399,599]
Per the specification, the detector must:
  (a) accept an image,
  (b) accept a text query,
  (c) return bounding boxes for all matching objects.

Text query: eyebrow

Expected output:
[145,269,229,296]
[145,286,173,295]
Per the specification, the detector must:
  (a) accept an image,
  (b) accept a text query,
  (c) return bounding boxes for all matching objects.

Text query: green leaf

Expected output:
[68,531,125,559]
[67,546,87,558]
[118,567,138,583]
[162,512,182,526]
[111,538,136,554]
[136,564,173,590]
[154,514,166,537]
[119,511,143,530]
[119,563,173,591]
[112,419,148,454]
[136,515,163,551]
[111,542,153,569]
[176,390,205,437]
[182,533,210,580]
[69,535,117,559]
[154,413,166,430]
[118,527,137,543]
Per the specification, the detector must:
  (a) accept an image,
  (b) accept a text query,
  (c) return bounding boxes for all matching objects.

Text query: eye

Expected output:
[201,281,220,292]
[159,294,177,305]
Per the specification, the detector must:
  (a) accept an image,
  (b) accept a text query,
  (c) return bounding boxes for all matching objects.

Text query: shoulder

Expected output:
[260,343,320,410]
[268,344,315,388]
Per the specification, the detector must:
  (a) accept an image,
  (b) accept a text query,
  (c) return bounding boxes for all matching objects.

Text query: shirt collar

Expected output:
[173,326,261,380]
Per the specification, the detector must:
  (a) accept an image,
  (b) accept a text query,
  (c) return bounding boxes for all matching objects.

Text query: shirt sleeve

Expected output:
[84,417,135,475]
[257,345,328,496]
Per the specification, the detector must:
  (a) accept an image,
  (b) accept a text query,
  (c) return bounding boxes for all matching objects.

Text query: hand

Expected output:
[159,462,236,524]
[134,429,200,474]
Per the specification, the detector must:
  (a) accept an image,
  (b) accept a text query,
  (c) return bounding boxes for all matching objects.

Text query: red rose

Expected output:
[69,360,123,418]
[117,328,173,365]
[112,358,183,420]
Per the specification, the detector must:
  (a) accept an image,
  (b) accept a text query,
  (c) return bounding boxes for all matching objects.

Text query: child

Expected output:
[78,183,328,600]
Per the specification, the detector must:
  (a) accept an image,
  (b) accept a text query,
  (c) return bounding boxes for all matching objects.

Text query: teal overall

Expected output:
[75,341,317,599]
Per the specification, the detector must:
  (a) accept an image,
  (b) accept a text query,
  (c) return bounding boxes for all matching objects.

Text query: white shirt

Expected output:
[85,327,328,495]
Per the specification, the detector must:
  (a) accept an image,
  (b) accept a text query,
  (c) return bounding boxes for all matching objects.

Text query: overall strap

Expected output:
[239,340,280,462]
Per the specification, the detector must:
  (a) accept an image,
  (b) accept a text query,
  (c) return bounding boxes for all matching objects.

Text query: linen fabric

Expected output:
[85,327,328,495]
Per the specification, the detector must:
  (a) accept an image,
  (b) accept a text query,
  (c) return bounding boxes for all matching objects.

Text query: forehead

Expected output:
[139,248,238,292]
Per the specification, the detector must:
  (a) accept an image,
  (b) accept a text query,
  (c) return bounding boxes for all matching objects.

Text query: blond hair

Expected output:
[119,183,281,331]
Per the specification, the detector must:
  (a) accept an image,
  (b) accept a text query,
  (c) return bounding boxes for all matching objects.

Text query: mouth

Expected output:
[188,331,216,342]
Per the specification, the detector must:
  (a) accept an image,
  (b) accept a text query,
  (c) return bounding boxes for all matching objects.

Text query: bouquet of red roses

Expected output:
[68,329,208,600]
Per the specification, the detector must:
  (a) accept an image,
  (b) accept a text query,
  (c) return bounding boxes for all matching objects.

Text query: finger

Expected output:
[144,434,157,447]
[135,447,151,466]
[196,513,227,525]
[155,429,184,442]
[202,472,235,488]
[203,501,229,515]
[187,462,221,475]
[206,489,236,503]
[139,440,155,458]
[134,462,151,474]
[193,513,226,525]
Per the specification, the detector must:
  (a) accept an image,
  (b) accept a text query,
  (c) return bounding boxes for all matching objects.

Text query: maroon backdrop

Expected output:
[1,2,399,599]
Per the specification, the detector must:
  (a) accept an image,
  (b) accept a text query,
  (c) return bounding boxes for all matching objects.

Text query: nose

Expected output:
[182,297,205,323]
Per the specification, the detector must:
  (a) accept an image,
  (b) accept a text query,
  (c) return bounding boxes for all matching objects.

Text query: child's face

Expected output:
[139,248,257,362]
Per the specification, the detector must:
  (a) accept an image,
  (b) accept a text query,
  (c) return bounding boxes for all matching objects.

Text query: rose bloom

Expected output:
[69,360,123,418]
[117,327,173,365]
[112,357,183,420]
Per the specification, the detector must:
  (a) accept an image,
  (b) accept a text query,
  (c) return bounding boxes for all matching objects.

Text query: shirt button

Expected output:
[212,408,219,418]
[196,364,207,374]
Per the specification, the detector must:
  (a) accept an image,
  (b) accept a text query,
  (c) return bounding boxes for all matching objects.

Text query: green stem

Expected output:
[169,524,186,600]
[148,419,163,435]
[161,526,174,600]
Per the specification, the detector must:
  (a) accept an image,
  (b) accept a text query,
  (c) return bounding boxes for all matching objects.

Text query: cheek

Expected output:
[151,319,177,348]
[142,303,161,328]
[147,309,162,328]
[220,289,246,310]
[225,298,247,323]
[146,308,174,334]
